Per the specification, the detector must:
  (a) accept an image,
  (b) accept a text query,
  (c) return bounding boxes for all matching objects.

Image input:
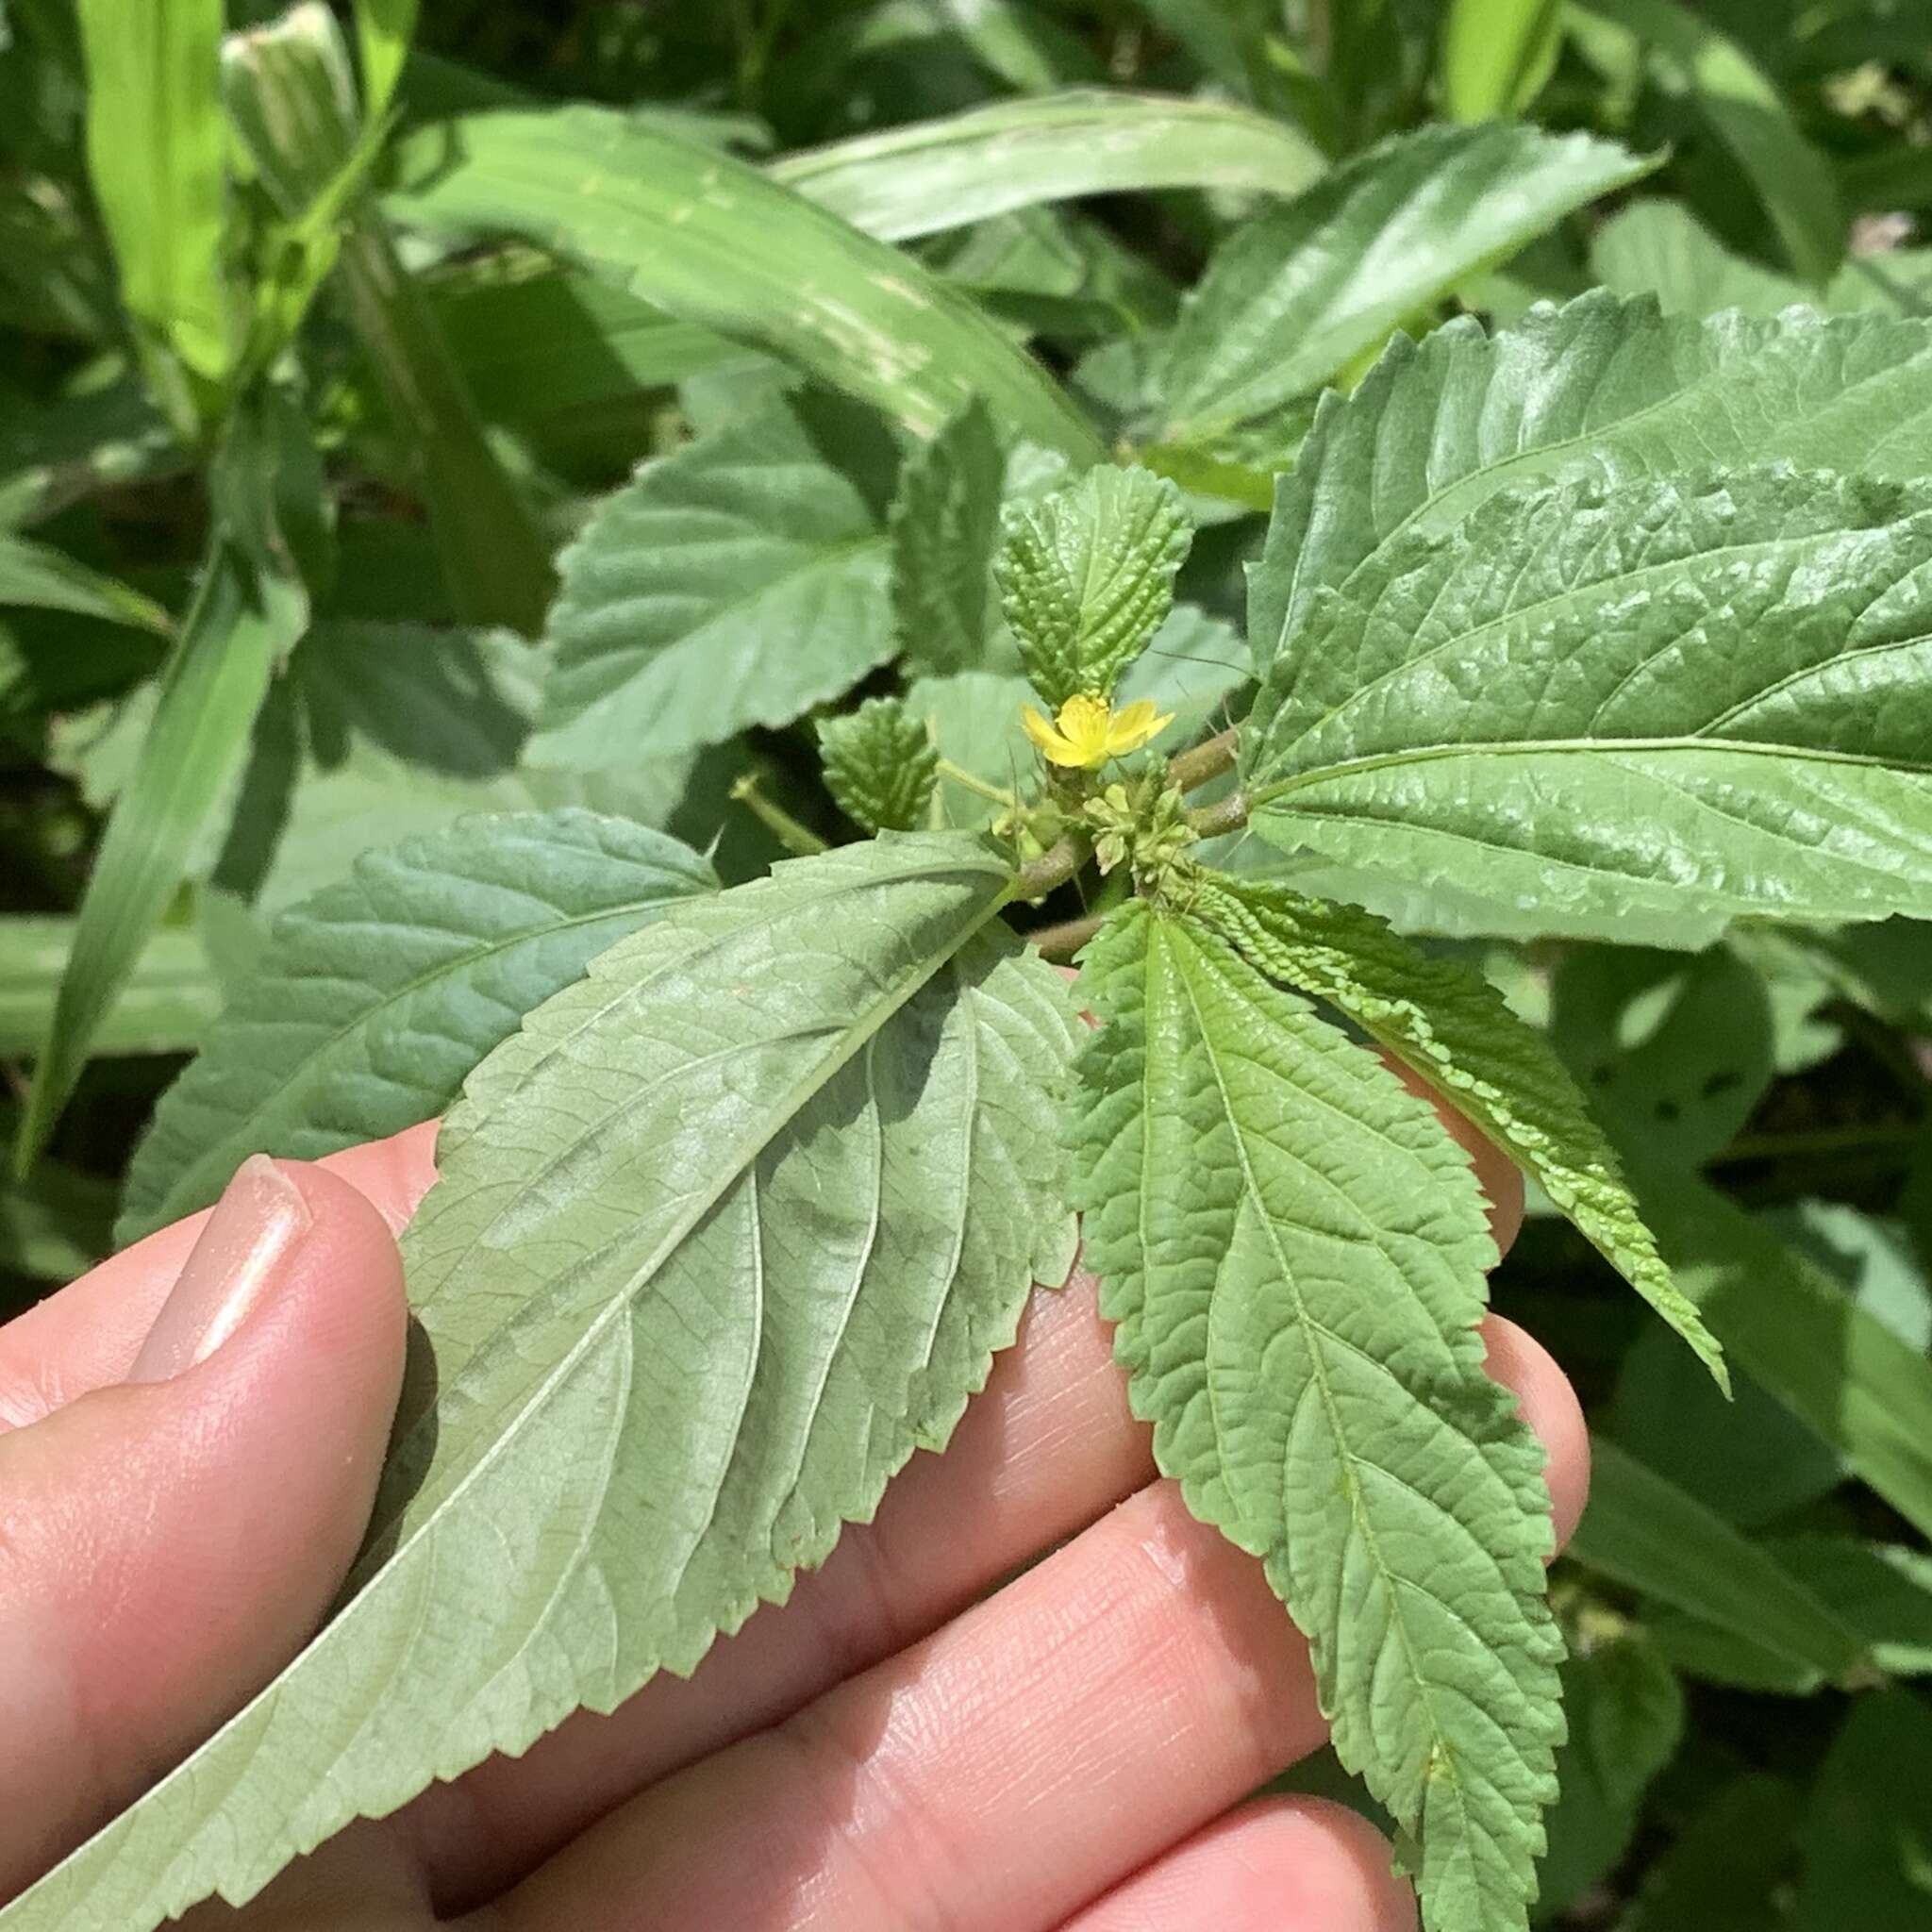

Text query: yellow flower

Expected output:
[1021,694,1174,770]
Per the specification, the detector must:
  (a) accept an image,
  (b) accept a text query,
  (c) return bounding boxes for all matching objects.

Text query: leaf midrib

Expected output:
[373,858,1012,1569]
[1261,520,1931,774]
[1252,730,1932,811]
[1158,920,1483,1883]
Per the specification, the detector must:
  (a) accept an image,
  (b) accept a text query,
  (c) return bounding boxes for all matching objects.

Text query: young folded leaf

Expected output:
[1192,876,1726,1390]
[6,834,1077,1931]
[891,398,1006,676]
[1072,901,1564,1932]
[818,695,940,833]
[118,809,719,1243]
[997,463,1191,708]
[1253,293,1932,662]
[1243,465,1932,934]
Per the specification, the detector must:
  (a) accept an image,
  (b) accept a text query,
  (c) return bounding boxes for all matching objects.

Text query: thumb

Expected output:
[0,1157,408,1898]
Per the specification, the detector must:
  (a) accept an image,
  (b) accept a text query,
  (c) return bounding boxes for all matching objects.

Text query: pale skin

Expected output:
[0,1087,1587,1931]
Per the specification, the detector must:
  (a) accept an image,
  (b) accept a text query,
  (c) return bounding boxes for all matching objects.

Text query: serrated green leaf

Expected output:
[1244,465,1932,935]
[5,833,1077,1931]
[0,528,171,634]
[1072,901,1563,1932]
[1155,123,1656,441]
[1254,292,1932,663]
[1573,0,1842,284]
[530,395,896,773]
[996,463,1191,708]
[1194,877,1725,1388]
[817,696,939,834]
[890,398,1005,676]
[386,105,1102,457]
[1589,200,1819,318]
[765,89,1325,242]
[117,809,718,1243]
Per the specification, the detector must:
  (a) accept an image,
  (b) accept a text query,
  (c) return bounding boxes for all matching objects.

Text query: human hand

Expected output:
[0,1105,1585,1931]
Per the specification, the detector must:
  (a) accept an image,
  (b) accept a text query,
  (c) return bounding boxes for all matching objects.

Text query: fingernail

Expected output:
[128,1157,313,1383]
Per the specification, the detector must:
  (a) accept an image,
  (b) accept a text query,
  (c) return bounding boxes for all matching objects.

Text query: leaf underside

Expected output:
[1072,902,1563,1932]
[1192,875,1725,1389]
[7,835,1077,1932]
[118,808,719,1243]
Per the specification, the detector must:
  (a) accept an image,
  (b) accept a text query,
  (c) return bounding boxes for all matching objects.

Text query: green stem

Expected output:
[730,772,828,856]
[1014,831,1090,901]
[936,758,1018,808]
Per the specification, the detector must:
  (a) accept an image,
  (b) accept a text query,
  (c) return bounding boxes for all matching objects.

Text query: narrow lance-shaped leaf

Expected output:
[354,0,417,122]
[1254,292,1932,662]
[1630,1160,1932,1547]
[75,0,231,420]
[0,919,220,1062]
[1440,0,1563,122]
[767,90,1326,242]
[3,834,1078,1931]
[1570,1436,1868,1686]
[386,105,1103,457]
[997,464,1191,708]
[1243,465,1932,935]
[1155,122,1656,441]
[14,394,314,1173]
[530,394,898,773]
[225,4,553,636]
[0,529,171,634]
[117,809,719,1244]
[1073,902,1563,1932]
[1193,876,1725,1388]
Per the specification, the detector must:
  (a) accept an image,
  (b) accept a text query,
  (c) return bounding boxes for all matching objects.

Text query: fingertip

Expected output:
[315,1118,441,1236]
[1068,1795,1418,1931]
[1480,1314,1590,1549]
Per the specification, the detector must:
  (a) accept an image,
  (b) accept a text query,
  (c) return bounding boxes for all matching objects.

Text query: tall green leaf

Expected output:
[1073,902,1562,1932]
[13,396,315,1172]
[353,0,416,121]
[1440,0,1563,121]
[75,0,231,417]
[388,105,1102,456]
[766,90,1326,242]
[225,5,553,636]
[531,394,898,772]
[1194,877,1724,1385]
[2,834,1077,1930]
[0,530,171,634]
[1633,1163,1932,1545]
[1243,466,1932,935]
[1569,1437,1868,1685]
[0,919,220,1060]
[1573,0,1842,283]
[118,810,718,1243]
[1254,293,1932,664]
[1154,123,1656,441]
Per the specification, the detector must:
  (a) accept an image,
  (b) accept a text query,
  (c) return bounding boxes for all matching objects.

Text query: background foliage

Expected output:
[3,1,1931,1925]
